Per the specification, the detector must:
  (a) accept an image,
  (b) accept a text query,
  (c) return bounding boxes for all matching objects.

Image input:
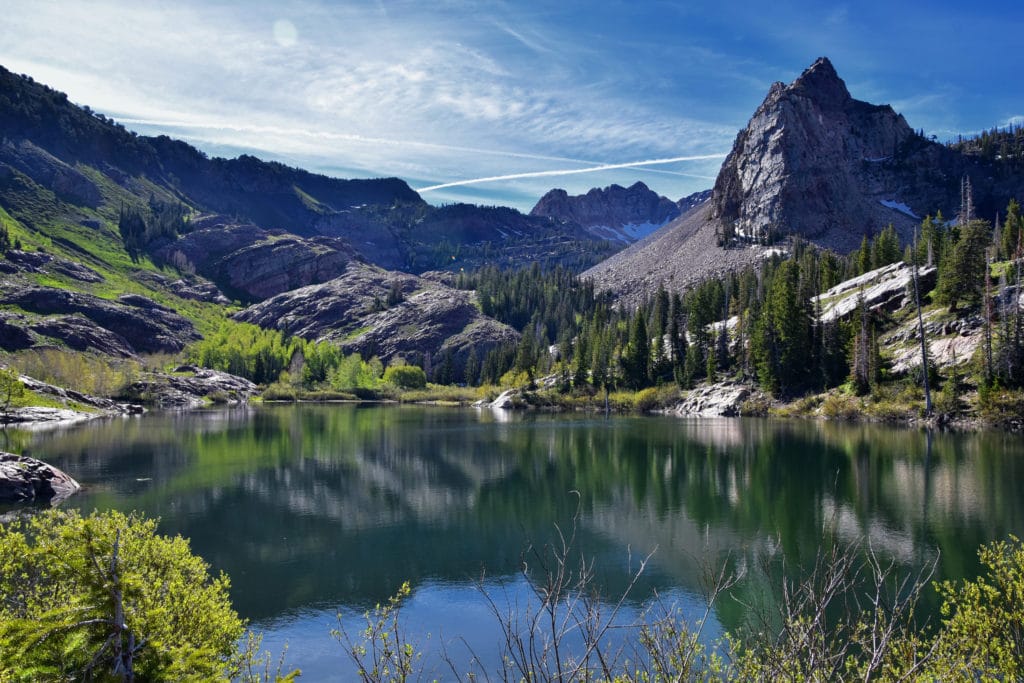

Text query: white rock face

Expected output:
[709,57,958,253]
[814,261,937,323]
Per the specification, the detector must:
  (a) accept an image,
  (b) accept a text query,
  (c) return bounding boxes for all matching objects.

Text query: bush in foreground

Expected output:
[0,510,245,681]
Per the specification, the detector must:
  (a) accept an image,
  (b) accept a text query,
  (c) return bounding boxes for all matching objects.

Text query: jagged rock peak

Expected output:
[709,56,921,252]
[531,181,680,236]
[789,57,851,107]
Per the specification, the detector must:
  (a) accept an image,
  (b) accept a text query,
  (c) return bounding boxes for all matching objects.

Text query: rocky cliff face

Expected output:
[234,261,519,376]
[709,57,1022,252]
[531,182,684,244]
[154,217,357,302]
[0,285,199,354]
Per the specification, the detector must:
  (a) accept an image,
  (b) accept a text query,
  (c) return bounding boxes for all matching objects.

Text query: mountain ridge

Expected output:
[587,57,1024,302]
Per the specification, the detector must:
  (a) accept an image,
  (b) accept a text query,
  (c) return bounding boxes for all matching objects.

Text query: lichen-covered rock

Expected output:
[0,452,80,503]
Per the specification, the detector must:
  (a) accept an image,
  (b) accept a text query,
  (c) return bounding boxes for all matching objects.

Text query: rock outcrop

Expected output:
[589,58,1024,304]
[154,218,357,301]
[234,261,519,378]
[0,249,104,282]
[0,285,199,354]
[665,380,764,417]
[123,365,258,409]
[531,182,684,244]
[814,261,938,323]
[0,453,80,503]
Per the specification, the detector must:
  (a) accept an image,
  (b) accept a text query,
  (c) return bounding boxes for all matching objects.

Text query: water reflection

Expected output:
[12,407,1024,674]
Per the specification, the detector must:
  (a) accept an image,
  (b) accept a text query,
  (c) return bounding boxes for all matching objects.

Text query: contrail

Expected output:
[415,154,727,192]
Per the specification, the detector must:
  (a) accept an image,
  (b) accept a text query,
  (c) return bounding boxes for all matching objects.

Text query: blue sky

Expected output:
[2,1,1022,211]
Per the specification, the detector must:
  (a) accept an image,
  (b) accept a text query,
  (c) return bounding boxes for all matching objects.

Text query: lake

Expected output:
[9,405,1024,679]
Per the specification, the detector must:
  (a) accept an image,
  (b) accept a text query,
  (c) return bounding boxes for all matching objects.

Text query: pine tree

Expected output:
[622,313,651,389]
[851,292,872,395]
[464,347,480,386]
[1002,199,1022,261]
[937,219,991,312]
[857,234,872,274]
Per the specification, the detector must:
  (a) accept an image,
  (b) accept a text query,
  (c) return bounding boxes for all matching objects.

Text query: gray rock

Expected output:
[235,261,519,377]
[0,452,81,503]
[584,204,774,307]
[666,380,760,417]
[814,261,937,323]
[2,249,104,282]
[1,285,199,354]
[154,221,356,301]
[124,366,258,409]
[531,182,684,244]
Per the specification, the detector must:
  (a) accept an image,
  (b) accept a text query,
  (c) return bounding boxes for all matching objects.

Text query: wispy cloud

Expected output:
[1,0,1017,210]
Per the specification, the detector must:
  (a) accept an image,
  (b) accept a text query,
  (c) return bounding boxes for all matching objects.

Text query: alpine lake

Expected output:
[7,404,1024,680]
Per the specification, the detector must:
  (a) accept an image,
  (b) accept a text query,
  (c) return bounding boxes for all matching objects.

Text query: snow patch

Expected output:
[585,221,666,245]
[880,200,919,219]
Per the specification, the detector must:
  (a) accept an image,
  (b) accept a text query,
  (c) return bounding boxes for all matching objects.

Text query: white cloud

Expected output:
[0,1,738,207]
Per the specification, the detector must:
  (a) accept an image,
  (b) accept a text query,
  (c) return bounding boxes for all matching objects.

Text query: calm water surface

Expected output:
[10,405,1024,679]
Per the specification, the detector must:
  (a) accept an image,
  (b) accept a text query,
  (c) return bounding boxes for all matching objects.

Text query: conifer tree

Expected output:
[937,219,991,312]
[622,313,651,389]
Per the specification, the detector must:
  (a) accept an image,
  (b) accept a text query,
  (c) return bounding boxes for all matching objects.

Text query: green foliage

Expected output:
[929,536,1024,679]
[188,322,301,385]
[8,349,140,398]
[0,366,25,416]
[0,220,10,254]
[1001,199,1022,260]
[333,581,419,683]
[383,364,427,390]
[329,354,384,392]
[871,223,901,269]
[0,509,244,681]
[937,219,991,311]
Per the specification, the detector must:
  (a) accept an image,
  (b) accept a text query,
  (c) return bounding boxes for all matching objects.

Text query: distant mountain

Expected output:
[530,182,709,245]
[587,57,1024,302]
[0,65,616,277]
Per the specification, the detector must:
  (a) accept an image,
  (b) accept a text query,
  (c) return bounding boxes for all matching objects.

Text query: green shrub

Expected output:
[820,392,862,420]
[0,509,245,681]
[634,387,662,412]
[383,364,427,390]
[9,349,139,398]
[928,536,1024,679]
[261,383,297,401]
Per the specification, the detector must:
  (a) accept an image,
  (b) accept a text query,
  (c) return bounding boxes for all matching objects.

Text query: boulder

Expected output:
[667,380,761,417]
[0,452,80,503]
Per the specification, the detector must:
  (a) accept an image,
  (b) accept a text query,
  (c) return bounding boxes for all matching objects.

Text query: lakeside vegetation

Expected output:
[3,508,1024,680]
